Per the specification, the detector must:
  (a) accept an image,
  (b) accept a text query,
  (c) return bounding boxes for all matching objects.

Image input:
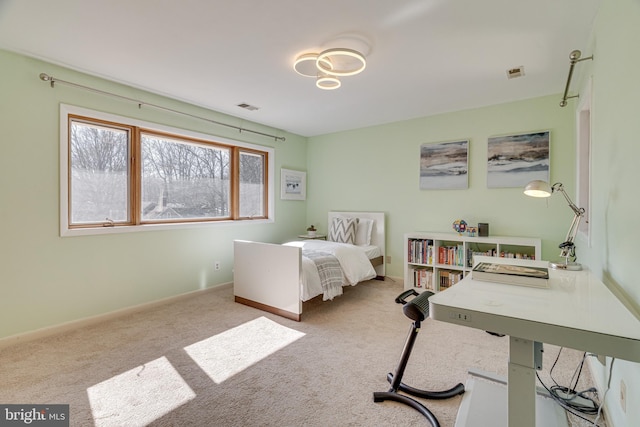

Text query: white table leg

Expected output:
[508,337,537,427]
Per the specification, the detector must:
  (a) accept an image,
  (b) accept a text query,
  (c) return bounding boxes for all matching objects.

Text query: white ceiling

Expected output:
[0,0,601,137]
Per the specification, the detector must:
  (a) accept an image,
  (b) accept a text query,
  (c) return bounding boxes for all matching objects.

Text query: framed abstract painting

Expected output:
[420,140,469,190]
[487,131,550,188]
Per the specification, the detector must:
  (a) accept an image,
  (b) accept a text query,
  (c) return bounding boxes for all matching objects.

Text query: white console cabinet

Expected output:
[404,232,541,292]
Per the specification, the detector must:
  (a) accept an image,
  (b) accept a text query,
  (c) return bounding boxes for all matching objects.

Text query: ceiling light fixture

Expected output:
[293,53,333,77]
[293,47,366,90]
[316,48,366,76]
[316,73,341,90]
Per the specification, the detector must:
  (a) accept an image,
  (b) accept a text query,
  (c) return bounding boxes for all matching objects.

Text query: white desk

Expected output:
[429,258,640,427]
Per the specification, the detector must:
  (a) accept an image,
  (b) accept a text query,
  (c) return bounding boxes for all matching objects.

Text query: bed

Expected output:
[233,211,385,321]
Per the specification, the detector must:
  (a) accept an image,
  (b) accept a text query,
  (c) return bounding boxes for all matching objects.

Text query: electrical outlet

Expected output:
[386,256,392,264]
[214,261,221,271]
[620,379,626,413]
[449,311,472,322]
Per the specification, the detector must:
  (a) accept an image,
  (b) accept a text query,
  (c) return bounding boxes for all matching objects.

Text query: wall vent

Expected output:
[237,103,259,111]
[506,66,525,79]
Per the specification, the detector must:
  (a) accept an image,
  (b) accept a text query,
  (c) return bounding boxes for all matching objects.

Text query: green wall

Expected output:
[576,1,640,426]
[307,95,576,276]
[0,50,308,339]
[306,2,640,426]
[3,1,640,424]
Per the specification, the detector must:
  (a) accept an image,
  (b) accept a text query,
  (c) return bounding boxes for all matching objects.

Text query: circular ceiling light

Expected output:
[293,53,333,77]
[316,48,366,77]
[316,74,341,90]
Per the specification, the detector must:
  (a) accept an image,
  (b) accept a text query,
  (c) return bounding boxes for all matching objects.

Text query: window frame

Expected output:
[60,104,274,237]
[575,78,592,244]
[137,128,235,224]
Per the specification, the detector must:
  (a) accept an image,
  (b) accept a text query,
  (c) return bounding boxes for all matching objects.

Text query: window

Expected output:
[61,105,274,236]
[69,119,131,225]
[576,78,592,242]
[238,150,266,218]
[139,132,231,222]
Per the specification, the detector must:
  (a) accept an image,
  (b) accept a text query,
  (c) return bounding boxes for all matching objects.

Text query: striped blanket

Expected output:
[303,250,344,300]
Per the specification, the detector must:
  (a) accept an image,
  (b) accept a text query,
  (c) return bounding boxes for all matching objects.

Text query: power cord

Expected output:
[594,357,615,426]
[536,348,606,426]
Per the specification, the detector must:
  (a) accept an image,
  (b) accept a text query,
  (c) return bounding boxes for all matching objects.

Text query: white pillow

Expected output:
[328,217,357,244]
[355,218,374,246]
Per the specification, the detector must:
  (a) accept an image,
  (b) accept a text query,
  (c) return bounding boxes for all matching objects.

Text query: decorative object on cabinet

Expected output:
[524,180,585,271]
[281,168,306,200]
[487,131,549,188]
[404,232,541,293]
[452,219,467,235]
[419,140,469,190]
[478,223,489,237]
[306,224,317,236]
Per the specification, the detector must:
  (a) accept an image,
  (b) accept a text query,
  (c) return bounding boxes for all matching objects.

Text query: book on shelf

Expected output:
[438,244,464,267]
[438,269,463,289]
[408,239,433,264]
[471,261,549,288]
[410,266,433,290]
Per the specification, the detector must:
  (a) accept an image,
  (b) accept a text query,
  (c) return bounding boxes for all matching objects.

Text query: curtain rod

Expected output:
[559,50,593,107]
[38,73,286,142]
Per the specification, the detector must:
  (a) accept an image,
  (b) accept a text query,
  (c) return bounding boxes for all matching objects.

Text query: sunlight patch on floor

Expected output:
[87,356,196,427]
[184,316,305,384]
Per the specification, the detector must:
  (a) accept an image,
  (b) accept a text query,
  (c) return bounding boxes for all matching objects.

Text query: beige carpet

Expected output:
[0,279,605,426]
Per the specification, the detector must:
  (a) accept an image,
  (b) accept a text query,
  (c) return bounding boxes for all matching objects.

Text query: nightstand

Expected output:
[298,233,327,240]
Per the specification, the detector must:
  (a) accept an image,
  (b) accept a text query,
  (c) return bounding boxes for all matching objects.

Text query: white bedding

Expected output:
[284,240,378,301]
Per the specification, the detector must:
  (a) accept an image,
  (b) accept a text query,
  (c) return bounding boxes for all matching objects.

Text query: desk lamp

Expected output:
[524,180,585,270]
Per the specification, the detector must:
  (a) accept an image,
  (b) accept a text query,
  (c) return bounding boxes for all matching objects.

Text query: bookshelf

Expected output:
[404,232,541,292]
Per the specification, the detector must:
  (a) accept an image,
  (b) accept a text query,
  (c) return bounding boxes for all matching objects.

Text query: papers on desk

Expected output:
[472,262,549,288]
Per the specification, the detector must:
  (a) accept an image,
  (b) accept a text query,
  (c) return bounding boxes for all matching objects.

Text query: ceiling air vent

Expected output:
[506,66,525,79]
[237,103,259,111]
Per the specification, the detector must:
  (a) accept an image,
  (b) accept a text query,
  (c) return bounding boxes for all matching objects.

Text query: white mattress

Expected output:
[359,244,382,260]
[294,240,381,260]
[285,240,380,301]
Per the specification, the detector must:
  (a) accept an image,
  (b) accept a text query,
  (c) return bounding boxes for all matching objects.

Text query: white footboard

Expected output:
[233,240,303,321]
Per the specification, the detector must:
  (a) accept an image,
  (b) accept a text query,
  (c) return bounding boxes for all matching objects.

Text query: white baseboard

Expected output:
[0,282,232,350]
[586,355,615,427]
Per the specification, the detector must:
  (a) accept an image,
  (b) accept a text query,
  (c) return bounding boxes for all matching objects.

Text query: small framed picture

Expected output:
[281,168,306,200]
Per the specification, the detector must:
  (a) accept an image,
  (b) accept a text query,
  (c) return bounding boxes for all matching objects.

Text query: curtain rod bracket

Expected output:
[560,50,593,107]
[39,73,55,88]
[38,72,286,142]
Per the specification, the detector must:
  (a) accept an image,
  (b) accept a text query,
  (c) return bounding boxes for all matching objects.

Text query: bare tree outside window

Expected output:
[70,121,129,223]
[239,151,265,217]
[65,111,270,231]
[141,134,230,220]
